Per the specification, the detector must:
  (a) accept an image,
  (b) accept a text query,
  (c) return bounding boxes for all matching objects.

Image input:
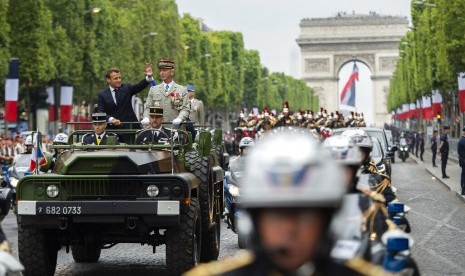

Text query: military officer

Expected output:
[142,58,190,127]
[82,112,119,145]
[135,106,175,145]
[187,85,205,126]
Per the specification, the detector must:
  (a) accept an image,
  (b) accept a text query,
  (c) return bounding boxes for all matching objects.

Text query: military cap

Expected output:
[186,84,195,91]
[158,58,175,69]
[92,112,107,123]
[149,106,163,116]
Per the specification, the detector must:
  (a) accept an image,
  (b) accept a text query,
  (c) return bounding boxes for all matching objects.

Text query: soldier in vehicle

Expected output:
[185,132,371,276]
[24,135,33,154]
[187,85,205,126]
[142,58,190,127]
[135,106,176,145]
[82,112,119,145]
[50,133,69,170]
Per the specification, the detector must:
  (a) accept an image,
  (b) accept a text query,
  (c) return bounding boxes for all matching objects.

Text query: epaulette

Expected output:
[183,250,254,276]
[0,240,10,252]
[345,257,397,276]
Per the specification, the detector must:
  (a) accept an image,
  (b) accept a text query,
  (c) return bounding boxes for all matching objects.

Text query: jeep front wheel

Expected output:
[166,198,201,275]
[18,228,58,276]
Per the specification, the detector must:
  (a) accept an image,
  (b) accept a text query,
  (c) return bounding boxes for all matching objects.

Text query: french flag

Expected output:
[458,72,465,112]
[340,63,359,107]
[60,85,73,122]
[432,90,443,115]
[29,133,46,172]
[46,86,55,122]
[422,96,433,120]
[5,59,19,122]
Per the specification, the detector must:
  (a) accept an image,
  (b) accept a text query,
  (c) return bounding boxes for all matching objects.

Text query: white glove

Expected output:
[172,118,182,125]
[141,117,150,125]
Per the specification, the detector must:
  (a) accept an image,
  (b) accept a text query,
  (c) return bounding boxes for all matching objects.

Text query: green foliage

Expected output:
[3,0,316,118]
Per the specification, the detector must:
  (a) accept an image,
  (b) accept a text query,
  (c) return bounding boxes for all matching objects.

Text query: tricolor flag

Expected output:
[432,90,443,115]
[458,72,465,112]
[46,86,55,122]
[340,63,359,107]
[29,133,46,172]
[5,59,19,122]
[422,96,433,120]
[409,103,416,119]
[60,85,73,122]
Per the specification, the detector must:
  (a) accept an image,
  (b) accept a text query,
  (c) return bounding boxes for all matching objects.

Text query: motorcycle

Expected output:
[223,156,248,248]
[398,139,409,162]
[0,166,13,221]
[2,154,32,217]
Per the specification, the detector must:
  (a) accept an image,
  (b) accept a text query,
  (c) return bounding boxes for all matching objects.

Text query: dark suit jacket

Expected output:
[82,132,119,145]
[135,127,173,145]
[97,79,150,129]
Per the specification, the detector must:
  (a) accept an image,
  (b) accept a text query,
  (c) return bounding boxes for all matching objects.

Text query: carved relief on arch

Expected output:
[334,54,375,75]
[305,58,330,73]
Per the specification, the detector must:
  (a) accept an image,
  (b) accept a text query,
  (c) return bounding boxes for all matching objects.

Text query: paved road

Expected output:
[393,157,465,276]
[2,157,465,275]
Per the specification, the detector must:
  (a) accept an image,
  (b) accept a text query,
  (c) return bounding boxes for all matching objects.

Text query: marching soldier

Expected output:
[187,85,205,126]
[142,58,190,127]
[82,112,119,145]
[277,101,294,127]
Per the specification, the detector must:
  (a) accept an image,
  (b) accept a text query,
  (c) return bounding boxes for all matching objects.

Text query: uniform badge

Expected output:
[170,91,183,111]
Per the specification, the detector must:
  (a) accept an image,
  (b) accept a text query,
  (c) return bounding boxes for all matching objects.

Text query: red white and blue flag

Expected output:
[29,133,46,172]
[5,59,19,122]
[340,63,359,107]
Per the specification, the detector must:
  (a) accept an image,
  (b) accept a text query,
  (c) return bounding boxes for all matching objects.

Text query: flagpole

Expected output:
[35,130,40,174]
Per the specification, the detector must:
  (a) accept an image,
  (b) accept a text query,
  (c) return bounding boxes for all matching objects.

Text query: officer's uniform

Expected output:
[82,113,119,145]
[143,59,190,123]
[135,107,174,145]
[440,126,450,178]
[187,85,205,126]
[184,250,389,276]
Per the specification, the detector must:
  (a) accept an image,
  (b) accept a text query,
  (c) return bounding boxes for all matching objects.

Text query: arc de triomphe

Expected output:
[297,13,408,126]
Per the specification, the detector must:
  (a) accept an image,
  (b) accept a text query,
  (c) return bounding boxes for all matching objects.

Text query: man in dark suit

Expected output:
[82,112,119,145]
[135,107,176,145]
[97,64,153,143]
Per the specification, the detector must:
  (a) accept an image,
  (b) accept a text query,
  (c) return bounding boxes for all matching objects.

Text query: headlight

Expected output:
[228,184,240,197]
[147,185,159,198]
[10,177,18,188]
[46,185,59,198]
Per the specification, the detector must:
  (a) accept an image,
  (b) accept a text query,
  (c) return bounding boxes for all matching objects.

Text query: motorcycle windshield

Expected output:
[330,194,366,240]
[12,154,32,178]
[229,156,247,181]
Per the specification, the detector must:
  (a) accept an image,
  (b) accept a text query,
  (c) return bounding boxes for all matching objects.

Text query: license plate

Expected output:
[37,203,82,215]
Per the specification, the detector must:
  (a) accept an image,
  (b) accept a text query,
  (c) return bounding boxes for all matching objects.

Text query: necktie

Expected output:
[97,135,101,145]
[165,84,169,91]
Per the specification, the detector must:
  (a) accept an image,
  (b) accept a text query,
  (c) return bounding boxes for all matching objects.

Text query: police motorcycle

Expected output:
[223,137,254,248]
[398,137,409,162]
[324,135,419,275]
[0,167,14,221]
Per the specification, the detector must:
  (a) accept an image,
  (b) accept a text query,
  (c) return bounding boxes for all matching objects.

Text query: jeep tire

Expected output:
[186,151,221,262]
[166,198,201,275]
[71,243,101,263]
[19,228,58,276]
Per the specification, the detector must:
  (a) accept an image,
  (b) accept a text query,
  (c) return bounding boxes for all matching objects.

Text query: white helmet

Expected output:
[240,131,345,209]
[25,135,33,146]
[341,129,373,150]
[53,133,68,145]
[239,137,254,149]
[323,136,361,166]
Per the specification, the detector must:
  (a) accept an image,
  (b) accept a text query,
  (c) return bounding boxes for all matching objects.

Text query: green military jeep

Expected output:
[16,128,227,276]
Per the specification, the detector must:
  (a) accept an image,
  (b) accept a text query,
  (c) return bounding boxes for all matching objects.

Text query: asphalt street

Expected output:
[2,157,465,275]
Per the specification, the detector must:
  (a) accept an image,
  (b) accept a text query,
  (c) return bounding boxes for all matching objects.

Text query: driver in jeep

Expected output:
[136,106,178,145]
[82,112,119,145]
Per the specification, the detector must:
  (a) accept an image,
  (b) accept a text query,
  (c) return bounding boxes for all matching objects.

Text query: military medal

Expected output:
[170,92,183,110]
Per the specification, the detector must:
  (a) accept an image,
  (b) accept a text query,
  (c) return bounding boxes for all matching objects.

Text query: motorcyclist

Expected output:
[341,129,397,203]
[24,135,33,154]
[185,131,380,275]
[238,137,254,157]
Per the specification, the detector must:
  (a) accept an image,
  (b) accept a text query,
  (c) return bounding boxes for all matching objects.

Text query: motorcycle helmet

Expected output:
[25,135,33,146]
[240,132,344,209]
[239,137,254,149]
[341,129,372,165]
[53,133,68,145]
[323,136,361,167]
